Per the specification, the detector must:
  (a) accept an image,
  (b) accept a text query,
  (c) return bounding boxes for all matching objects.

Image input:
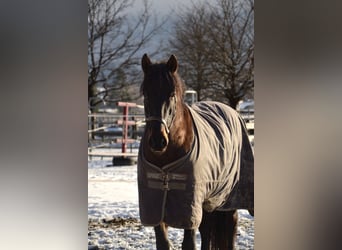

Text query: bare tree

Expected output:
[168,3,214,101]
[208,0,254,108]
[88,0,163,111]
[168,0,254,108]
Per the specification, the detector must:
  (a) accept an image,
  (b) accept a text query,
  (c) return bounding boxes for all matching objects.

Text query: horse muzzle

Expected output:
[149,134,168,153]
[147,125,169,153]
[145,117,170,153]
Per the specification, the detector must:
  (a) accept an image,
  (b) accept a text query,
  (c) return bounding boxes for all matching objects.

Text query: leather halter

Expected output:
[144,95,177,135]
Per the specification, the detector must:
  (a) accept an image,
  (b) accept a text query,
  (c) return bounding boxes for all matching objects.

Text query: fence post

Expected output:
[117,102,138,154]
[122,104,129,154]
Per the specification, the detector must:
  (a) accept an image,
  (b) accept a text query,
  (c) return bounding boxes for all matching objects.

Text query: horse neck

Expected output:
[169,102,194,153]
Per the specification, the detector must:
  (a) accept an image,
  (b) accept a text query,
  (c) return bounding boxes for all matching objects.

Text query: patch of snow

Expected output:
[88,160,254,249]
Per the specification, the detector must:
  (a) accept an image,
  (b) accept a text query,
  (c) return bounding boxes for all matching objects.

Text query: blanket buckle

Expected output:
[162,174,169,190]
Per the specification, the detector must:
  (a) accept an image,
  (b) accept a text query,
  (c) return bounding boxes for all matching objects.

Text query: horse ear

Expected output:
[167,54,178,73]
[142,54,151,73]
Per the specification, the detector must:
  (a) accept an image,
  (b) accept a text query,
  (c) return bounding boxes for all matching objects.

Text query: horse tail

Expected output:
[199,210,238,250]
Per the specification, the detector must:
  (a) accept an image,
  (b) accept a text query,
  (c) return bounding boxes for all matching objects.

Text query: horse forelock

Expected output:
[141,62,184,102]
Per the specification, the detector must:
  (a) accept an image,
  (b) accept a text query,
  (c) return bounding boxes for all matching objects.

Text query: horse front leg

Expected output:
[154,222,172,250]
[226,210,238,250]
[182,229,197,250]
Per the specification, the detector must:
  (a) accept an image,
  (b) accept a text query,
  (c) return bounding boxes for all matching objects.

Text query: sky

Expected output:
[131,0,218,18]
[132,0,193,16]
[128,0,211,59]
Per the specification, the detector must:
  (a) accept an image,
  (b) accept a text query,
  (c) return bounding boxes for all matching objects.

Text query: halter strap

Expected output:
[144,96,177,135]
[145,116,170,134]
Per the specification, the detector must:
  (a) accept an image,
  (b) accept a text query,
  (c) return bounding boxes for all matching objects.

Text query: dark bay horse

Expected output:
[137,54,254,250]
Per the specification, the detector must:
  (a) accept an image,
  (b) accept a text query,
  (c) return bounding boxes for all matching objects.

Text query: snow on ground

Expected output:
[88,158,254,249]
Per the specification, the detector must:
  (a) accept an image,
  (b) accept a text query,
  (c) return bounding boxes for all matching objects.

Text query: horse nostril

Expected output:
[149,135,168,151]
[149,137,156,149]
[160,137,167,148]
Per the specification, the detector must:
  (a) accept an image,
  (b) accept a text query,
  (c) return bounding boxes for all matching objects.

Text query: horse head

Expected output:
[141,54,183,153]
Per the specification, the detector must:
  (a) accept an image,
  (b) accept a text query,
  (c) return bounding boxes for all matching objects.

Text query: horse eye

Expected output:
[170,92,175,98]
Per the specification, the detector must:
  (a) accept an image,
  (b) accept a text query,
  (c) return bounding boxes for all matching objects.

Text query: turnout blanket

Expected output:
[138,101,254,229]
